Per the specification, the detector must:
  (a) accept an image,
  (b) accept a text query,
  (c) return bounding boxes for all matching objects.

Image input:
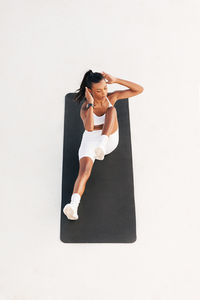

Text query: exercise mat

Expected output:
[60,93,137,243]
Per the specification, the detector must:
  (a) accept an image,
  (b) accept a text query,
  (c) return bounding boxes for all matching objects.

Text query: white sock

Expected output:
[70,193,81,207]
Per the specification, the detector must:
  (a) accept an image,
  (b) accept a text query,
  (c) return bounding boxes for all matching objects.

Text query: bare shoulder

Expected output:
[107,92,118,106]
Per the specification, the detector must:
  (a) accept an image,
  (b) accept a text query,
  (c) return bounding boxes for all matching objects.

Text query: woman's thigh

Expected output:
[78,129,119,161]
[105,129,119,155]
[78,130,100,163]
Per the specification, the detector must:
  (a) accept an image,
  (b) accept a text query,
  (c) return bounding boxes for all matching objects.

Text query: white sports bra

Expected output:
[93,96,113,125]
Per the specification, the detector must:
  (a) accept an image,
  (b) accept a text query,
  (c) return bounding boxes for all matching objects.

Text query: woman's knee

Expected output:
[107,106,117,115]
[78,157,94,177]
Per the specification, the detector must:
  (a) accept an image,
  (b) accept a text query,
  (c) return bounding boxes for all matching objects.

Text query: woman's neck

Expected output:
[94,96,106,107]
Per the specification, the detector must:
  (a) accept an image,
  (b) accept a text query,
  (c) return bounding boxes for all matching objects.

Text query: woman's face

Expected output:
[89,79,107,100]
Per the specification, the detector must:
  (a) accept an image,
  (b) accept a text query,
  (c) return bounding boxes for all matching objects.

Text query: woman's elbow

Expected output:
[85,121,94,131]
[85,124,94,131]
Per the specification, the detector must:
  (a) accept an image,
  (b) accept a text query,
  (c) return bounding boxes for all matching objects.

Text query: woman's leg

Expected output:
[63,156,94,220]
[95,107,118,160]
[105,129,119,155]
[73,156,94,197]
[102,106,118,136]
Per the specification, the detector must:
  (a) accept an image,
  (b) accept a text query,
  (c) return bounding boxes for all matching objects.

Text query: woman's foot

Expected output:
[95,134,109,160]
[63,203,79,220]
[63,193,80,220]
[95,146,105,160]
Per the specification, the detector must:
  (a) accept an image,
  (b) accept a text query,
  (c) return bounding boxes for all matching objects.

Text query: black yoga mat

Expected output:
[60,93,137,243]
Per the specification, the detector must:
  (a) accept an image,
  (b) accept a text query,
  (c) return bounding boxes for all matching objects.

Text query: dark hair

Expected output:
[73,70,104,104]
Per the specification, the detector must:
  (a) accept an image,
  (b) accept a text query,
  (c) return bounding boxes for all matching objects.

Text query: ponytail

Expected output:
[73,69,104,104]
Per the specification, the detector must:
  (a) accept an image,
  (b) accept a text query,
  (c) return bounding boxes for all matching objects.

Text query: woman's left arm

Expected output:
[115,77,143,92]
[102,72,144,101]
[113,77,144,101]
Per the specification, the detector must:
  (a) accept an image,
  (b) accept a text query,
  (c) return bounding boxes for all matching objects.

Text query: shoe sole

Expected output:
[63,204,79,220]
[95,147,105,160]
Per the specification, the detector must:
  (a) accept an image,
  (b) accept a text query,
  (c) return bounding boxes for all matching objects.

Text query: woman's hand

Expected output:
[101,71,116,84]
[85,87,94,104]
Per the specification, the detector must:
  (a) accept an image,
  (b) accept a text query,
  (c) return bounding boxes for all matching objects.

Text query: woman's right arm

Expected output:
[80,101,94,131]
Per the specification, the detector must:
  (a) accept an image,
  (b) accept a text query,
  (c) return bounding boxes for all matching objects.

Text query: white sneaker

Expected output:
[63,203,79,220]
[95,146,105,160]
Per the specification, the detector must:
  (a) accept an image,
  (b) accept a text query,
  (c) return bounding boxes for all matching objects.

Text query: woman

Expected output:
[63,70,144,220]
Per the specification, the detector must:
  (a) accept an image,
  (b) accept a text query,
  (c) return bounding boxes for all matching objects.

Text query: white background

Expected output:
[1,0,200,299]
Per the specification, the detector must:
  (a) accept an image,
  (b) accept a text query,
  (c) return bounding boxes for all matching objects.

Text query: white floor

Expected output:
[1,0,200,299]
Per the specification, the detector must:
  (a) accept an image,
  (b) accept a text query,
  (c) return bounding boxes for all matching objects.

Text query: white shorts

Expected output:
[78,128,119,162]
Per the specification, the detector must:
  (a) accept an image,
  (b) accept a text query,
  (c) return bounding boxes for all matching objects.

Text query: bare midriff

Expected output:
[93,117,119,133]
[93,124,104,130]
